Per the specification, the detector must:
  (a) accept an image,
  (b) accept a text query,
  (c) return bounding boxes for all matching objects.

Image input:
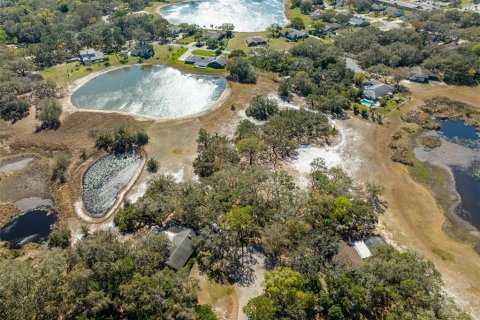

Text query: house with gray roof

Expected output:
[348,17,369,27]
[284,28,309,41]
[164,228,196,270]
[323,22,343,35]
[209,55,228,69]
[184,54,228,69]
[363,79,393,100]
[79,48,105,64]
[408,66,438,83]
[131,44,155,59]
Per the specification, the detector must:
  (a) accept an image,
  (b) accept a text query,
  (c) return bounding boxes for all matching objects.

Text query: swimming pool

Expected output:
[361,99,375,107]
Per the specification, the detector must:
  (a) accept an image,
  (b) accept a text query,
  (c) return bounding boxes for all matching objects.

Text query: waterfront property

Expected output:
[158,0,288,32]
[131,44,155,59]
[363,79,393,100]
[70,65,227,118]
[184,55,228,69]
[284,28,309,41]
[246,36,267,47]
[408,66,439,83]
[79,48,105,64]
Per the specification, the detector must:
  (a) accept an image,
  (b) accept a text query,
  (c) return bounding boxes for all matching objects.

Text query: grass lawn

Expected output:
[178,36,195,45]
[190,263,238,320]
[192,49,217,57]
[40,45,179,86]
[169,47,226,73]
[285,0,313,29]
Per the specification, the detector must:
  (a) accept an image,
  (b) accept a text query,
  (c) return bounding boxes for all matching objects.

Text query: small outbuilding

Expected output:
[245,36,267,47]
[163,228,196,271]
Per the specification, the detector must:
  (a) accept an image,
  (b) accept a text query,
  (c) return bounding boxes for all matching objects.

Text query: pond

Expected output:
[452,165,480,229]
[82,153,141,217]
[70,65,227,119]
[416,120,480,231]
[158,0,288,32]
[0,209,56,249]
[438,119,479,148]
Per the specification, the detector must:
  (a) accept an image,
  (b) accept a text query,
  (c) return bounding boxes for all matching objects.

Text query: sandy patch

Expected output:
[289,117,370,189]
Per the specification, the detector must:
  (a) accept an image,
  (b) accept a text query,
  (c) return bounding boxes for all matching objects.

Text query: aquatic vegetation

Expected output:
[82,153,141,217]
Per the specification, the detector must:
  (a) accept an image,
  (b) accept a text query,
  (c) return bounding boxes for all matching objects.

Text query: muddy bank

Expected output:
[414,132,480,235]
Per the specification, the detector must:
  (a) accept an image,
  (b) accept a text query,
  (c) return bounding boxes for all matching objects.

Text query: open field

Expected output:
[358,82,480,317]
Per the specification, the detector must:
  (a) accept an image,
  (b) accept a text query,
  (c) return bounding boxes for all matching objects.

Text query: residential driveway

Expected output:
[235,252,266,320]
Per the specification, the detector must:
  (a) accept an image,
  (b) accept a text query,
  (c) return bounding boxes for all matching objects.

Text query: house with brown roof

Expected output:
[245,36,267,47]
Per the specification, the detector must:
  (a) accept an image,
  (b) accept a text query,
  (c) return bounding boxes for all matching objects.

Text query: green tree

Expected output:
[220,23,235,38]
[37,98,62,130]
[52,154,69,183]
[244,295,276,320]
[227,58,257,84]
[48,227,71,249]
[236,136,266,166]
[289,17,305,30]
[245,95,279,121]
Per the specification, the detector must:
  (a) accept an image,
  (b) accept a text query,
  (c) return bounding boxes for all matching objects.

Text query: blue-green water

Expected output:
[70,65,227,119]
[437,120,480,230]
[438,120,479,148]
[159,0,288,32]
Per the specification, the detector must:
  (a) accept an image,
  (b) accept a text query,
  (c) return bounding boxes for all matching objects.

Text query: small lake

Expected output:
[159,0,288,32]
[0,209,56,249]
[70,65,227,119]
[83,153,141,217]
[438,119,480,148]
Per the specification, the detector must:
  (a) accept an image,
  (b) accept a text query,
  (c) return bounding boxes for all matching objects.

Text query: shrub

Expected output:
[146,158,158,173]
[48,227,71,249]
[52,154,69,183]
[37,98,62,130]
[94,125,149,154]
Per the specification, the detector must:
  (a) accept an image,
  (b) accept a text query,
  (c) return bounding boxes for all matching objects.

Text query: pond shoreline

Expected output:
[414,133,480,238]
[75,152,146,223]
[64,64,231,123]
